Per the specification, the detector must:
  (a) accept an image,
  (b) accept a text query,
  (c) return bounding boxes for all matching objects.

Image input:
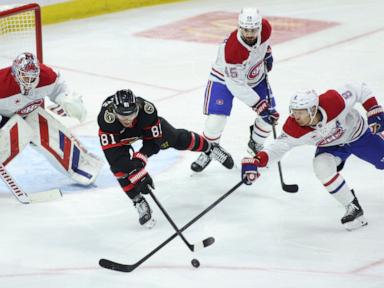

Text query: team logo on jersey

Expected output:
[144,102,155,114]
[104,110,116,123]
[247,61,263,80]
[317,124,345,146]
[216,99,224,105]
[17,99,44,116]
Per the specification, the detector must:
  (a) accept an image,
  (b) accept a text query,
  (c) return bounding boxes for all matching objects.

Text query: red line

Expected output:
[52,65,183,93]
[350,258,384,273]
[279,27,384,63]
[1,264,384,278]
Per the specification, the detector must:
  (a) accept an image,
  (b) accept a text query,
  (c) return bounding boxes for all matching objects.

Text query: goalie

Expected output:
[0,52,102,188]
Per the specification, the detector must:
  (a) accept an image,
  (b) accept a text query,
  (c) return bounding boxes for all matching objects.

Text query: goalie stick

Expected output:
[99,180,244,272]
[0,163,62,204]
[148,190,215,252]
[265,74,299,193]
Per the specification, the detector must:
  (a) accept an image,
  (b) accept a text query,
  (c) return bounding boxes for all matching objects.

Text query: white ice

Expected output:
[1,0,384,287]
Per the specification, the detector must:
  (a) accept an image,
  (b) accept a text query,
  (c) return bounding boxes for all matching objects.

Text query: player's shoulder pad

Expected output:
[283,116,314,138]
[37,64,58,87]
[0,67,20,98]
[97,96,120,132]
[137,97,157,115]
[224,30,249,65]
[261,18,272,44]
[319,89,345,122]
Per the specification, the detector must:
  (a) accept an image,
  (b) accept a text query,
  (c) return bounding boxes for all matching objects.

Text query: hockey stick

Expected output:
[269,125,299,193]
[265,75,299,193]
[0,163,62,204]
[99,180,244,272]
[148,190,215,252]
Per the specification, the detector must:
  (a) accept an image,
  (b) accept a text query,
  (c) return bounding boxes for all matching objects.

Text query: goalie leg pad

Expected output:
[0,114,34,165]
[26,107,103,185]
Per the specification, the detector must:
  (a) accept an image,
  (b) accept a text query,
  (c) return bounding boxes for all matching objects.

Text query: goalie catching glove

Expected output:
[50,91,87,122]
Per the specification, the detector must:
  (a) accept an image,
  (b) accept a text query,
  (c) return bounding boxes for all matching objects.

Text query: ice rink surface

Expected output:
[1,0,384,287]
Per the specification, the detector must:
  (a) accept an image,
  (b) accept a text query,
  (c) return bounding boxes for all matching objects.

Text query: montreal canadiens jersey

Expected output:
[209,19,272,107]
[0,64,68,118]
[264,83,376,164]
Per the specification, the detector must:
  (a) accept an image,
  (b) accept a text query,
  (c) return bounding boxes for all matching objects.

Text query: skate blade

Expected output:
[247,147,256,157]
[343,216,368,231]
[143,218,157,229]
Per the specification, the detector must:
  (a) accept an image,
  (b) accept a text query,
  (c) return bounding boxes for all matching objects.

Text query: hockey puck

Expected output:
[191,258,200,268]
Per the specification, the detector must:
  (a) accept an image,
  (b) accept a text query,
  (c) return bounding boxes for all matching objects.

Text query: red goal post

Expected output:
[0,3,43,67]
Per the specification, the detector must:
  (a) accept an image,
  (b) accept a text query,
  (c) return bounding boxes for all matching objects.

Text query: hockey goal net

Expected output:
[0,3,43,67]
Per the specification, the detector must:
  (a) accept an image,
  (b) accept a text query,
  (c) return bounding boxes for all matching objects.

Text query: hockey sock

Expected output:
[322,173,354,205]
[187,132,210,152]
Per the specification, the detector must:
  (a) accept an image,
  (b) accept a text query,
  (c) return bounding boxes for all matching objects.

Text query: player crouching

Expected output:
[97,89,234,228]
[241,83,384,231]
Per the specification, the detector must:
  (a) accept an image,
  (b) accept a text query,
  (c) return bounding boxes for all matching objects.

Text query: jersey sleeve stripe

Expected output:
[362,97,379,111]
[101,142,124,150]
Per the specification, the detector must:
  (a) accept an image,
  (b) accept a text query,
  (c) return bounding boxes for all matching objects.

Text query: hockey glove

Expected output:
[367,105,384,134]
[252,99,280,125]
[267,107,280,125]
[131,152,148,169]
[241,157,261,185]
[264,45,273,72]
[128,167,154,195]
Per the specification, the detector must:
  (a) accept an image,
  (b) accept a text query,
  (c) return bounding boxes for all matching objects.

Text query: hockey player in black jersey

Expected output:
[97,89,234,228]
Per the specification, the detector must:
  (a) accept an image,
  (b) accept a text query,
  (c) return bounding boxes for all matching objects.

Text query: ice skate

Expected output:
[247,138,264,156]
[133,195,156,228]
[341,191,367,231]
[210,143,234,169]
[247,125,264,156]
[191,152,212,172]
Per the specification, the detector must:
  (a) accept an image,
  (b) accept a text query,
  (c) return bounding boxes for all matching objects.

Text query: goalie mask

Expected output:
[238,8,262,46]
[112,89,139,125]
[289,89,319,125]
[12,52,40,95]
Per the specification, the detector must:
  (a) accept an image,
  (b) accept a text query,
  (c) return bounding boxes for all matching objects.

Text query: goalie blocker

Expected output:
[0,107,102,189]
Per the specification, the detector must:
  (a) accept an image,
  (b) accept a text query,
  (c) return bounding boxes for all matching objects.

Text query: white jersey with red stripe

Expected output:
[209,19,272,107]
[263,83,376,165]
[0,64,69,118]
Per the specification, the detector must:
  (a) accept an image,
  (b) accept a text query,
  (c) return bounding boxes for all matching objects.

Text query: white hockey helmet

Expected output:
[289,89,319,121]
[238,8,262,30]
[11,52,40,94]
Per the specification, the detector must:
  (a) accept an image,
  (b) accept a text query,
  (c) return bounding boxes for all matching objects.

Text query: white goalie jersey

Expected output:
[0,64,86,124]
[264,83,376,164]
[0,64,68,118]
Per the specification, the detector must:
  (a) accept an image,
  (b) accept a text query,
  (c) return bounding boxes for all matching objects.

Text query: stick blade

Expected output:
[29,189,63,203]
[282,184,299,193]
[192,236,215,251]
[99,258,136,272]
[202,236,215,247]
